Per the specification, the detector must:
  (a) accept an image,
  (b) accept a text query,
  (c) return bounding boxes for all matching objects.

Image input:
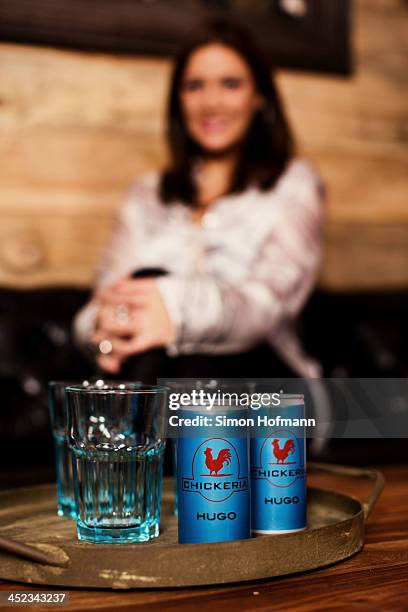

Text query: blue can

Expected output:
[250,394,307,534]
[177,405,250,544]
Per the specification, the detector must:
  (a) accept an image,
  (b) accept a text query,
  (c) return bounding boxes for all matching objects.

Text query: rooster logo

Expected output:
[204,447,231,476]
[182,438,247,501]
[271,439,295,464]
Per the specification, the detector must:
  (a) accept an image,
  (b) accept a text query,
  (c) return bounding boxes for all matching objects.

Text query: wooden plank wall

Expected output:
[0,0,407,291]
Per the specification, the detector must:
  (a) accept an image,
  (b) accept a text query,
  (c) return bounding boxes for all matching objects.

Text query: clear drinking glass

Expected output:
[66,383,167,544]
[48,380,88,518]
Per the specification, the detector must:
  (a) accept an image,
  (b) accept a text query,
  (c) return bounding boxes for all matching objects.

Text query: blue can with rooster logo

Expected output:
[250,394,307,534]
[177,403,250,544]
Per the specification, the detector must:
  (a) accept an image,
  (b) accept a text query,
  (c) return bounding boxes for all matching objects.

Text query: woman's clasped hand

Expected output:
[92,277,175,373]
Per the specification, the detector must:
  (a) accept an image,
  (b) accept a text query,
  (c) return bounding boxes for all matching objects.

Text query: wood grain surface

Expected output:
[0,0,407,289]
[0,464,407,611]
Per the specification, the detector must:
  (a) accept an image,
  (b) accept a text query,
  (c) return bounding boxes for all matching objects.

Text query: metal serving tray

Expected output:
[0,462,384,589]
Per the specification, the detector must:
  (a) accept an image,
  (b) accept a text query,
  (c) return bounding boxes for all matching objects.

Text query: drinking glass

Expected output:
[66,383,167,544]
[48,380,88,518]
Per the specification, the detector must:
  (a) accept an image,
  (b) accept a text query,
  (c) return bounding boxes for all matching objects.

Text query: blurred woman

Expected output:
[74,18,325,380]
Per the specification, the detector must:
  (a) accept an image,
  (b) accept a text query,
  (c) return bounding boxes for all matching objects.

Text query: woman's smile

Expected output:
[201,117,228,131]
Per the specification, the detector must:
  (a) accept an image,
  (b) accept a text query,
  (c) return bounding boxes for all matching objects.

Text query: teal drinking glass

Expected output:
[48,380,87,519]
[66,383,167,544]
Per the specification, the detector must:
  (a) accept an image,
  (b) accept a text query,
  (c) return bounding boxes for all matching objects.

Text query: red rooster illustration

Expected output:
[204,447,231,476]
[272,439,295,464]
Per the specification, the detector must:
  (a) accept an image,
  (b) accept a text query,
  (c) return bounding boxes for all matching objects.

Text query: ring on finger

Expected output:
[98,339,113,355]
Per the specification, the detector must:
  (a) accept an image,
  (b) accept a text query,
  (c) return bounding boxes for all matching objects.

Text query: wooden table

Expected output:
[1,465,407,611]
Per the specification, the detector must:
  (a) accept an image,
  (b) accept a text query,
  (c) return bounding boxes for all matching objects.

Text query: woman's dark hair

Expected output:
[160,18,295,206]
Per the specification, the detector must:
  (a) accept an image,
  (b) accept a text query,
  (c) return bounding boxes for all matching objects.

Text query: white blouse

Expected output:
[73,158,325,377]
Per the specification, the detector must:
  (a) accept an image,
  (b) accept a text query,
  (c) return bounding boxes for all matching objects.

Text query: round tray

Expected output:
[0,462,383,589]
